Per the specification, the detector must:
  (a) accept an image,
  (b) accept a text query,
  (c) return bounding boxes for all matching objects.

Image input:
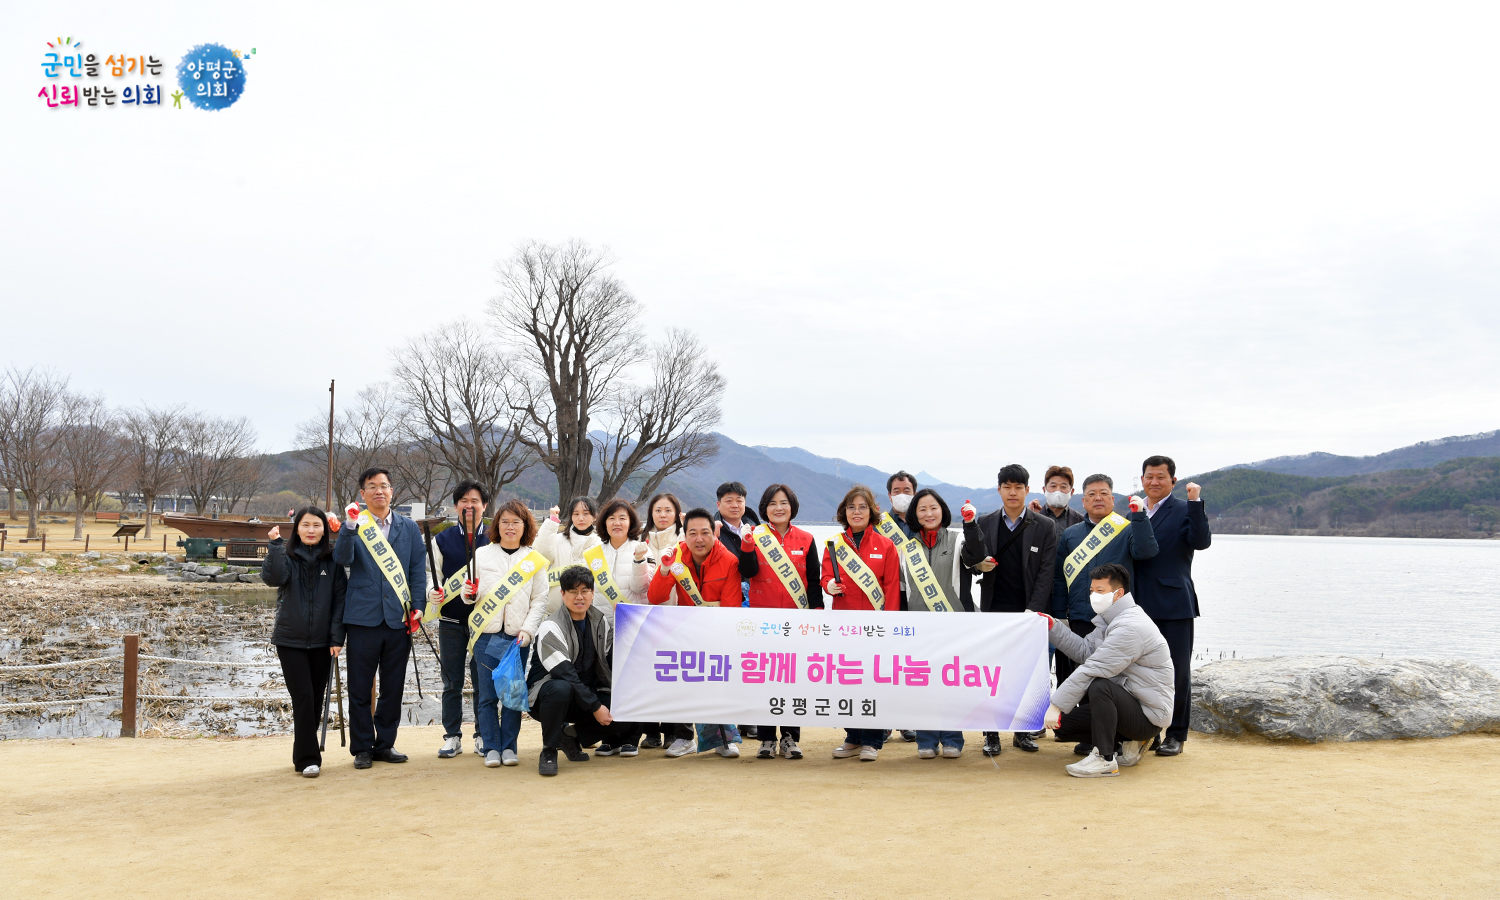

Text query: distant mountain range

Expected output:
[1235,430,1500,477]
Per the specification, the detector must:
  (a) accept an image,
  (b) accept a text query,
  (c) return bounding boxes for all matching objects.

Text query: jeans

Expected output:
[276,645,332,771]
[845,728,885,748]
[915,730,962,751]
[472,631,522,755]
[344,623,410,755]
[438,619,480,740]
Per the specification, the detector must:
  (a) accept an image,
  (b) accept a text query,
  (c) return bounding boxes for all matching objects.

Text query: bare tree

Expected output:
[121,405,184,539]
[390,436,454,513]
[60,392,125,540]
[594,328,725,503]
[0,368,68,539]
[392,319,532,512]
[294,383,401,510]
[222,454,272,514]
[489,240,645,503]
[178,413,258,515]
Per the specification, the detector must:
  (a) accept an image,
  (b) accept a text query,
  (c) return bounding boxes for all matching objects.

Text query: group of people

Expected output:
[263,456,1209,780]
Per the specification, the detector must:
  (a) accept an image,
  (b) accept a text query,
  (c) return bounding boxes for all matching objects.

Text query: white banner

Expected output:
[611,605,1051,731]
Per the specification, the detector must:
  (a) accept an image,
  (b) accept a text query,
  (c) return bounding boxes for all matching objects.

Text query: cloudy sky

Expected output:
[6,2,1499,491]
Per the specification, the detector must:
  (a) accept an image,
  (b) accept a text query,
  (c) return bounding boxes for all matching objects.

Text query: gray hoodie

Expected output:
[1048,593,1176,728]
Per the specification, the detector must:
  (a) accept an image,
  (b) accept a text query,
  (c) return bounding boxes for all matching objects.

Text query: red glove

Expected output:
[961,499,977,523]
[407,609,422,635]
[1036,611,1055,629]
[345,502,362,522]
[327,515,341,533]
[1128,495,1145,513]
[463,578,478,600]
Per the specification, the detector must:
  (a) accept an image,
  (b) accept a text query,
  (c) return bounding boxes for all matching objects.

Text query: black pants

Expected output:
[1057,679,1159,760]
[533,681,636,750]
[276,645,332,771]
[438,619,479,740]
[1153,617,1194,742]
[1054,618,1095,687]
[757,725,800,741]
[344,623,411,755]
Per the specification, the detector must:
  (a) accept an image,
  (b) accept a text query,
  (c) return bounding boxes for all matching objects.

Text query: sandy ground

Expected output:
[3,725,1497,899]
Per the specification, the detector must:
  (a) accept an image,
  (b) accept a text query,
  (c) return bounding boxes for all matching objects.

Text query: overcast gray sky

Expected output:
[6,2,1499,491]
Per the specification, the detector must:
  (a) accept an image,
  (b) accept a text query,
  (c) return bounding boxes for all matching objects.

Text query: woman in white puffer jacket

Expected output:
[644,491,685,566]
[534,496,603,613]
[594,498,652,604]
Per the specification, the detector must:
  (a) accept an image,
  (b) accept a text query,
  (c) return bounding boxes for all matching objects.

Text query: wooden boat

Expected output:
[162,514,290,541]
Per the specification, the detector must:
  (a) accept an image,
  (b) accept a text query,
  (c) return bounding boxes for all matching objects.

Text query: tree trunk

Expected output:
[73,491,86,541]
[6,488,15,521]
[24,491,39,539]
[142,492,155,539]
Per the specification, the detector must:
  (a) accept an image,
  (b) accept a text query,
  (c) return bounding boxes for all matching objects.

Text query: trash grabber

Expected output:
[319,655,335,752]
[333,652,346,747]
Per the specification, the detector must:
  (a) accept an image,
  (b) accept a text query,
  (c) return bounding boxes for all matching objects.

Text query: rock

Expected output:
[1191,655,1500,742]
[83,551,101,560]
[239,573,263,584]
[213,572,241,583]
[148,552,169,560]
[152,566,177,576]
[179,572,209,583]
[16,567,36,574]
[224,565,249,575]
[98,557,121,565]
[80,565,97,572]
[110,565,132,573]
[35,558,57,568]
[0,558,15,569]
[196,564,224,575]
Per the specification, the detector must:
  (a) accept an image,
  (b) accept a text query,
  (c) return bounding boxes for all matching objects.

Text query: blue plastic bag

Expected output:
[492,639,530,712]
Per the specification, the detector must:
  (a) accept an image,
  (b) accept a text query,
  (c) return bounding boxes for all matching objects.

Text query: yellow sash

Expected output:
[664,543,707,607]
[750,524,808,609]
[873,514,956,613]
[424,560,472,624]
[353,513,413,615]
[581,543,630,606]
[466,549,550,654]
[1062,512,1131,587]
[827,534,884,610]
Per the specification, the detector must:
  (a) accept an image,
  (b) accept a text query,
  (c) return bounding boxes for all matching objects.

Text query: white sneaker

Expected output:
[859,745,878,762]
[501,749,518,766]
[832,742,861,759]
[942,745,962,759]
[301,765,320,778]
[472,735,485,756]
[758,740,776,759]
[1119,740,1144,767]
[665,738,693,758]
[438,736,461,759]
[917,747,936,759]
[1065,748,1119,778]
[780,736,802,759]
[485,750,502,768]
[716,742,740,758]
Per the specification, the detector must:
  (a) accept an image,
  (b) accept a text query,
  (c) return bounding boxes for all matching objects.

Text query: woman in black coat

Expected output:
[263,506,346,777]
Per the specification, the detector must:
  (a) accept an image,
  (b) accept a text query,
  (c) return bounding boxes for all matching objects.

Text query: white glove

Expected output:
[1128,495,1145,513]
[516,630,533,648]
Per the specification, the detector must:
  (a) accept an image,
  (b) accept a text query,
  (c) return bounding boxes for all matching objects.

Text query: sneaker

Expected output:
[595,744,620,757]
[758,740,776,759]
[1073,742,1093,757]
[485,750,502,768]
[1118,740,1144,767]
[619,744,639,757]
[917,747,937,759]
[780,735,802,760]
[301,764,320,778]
[832,742,861,759]
[741,726,759,739]
[941,746,962,759]
[982,733,1003,756]
[664,738,693,758]
[642,734,664,749]
[559,734,590,762]
[1065,748,1119,778]
[438,736,461,758]
[473,735,486,756]
[899,729,917,742]
[501,749,518,766]
[538,748,558,776]
[716,743,740,758]
[859,745,878,762]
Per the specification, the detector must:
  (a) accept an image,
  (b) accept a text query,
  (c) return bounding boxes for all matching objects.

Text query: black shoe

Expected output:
[1025,729,1046,740]
[372,749,408,764]
[1012,733,1039,752]
[881,730,892,742]
[595,743,619,757]
[899,730,917,743]
[353,751,373,769]
[982,733,1002,756]
[559,734,590,762]
[538,748,558,776]
[1155,737,1184,757]
[1073,742,1093,757]
[642,734,664,749]
[741,725,758,739]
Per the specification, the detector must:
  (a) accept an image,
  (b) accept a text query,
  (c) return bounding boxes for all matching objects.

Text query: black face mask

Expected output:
[572,525,593,537]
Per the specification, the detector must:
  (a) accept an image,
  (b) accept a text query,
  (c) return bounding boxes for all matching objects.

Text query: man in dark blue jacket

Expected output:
[1131,455,1211,757]
[424,480,490,759]
[333,466,427,769]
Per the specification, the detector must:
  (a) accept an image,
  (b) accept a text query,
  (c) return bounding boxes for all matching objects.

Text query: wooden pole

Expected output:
[41,533,46,552]
[163,534,167,553]
[123,534,130,554]
[84,534,90,552]
[121,634,139,738]
[326,380,336,513]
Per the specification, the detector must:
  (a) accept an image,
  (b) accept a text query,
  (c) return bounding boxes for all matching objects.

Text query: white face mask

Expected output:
[1089,591,1117,615]
[890,493,913,514]
[1045,491,1070,509]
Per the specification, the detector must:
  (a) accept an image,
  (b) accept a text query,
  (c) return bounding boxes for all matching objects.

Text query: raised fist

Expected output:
[548,506,561,523]
[327,515,341,533]
[1128,495,1145,513]
[1185,482,1201,502]
[345,502,362,523]
[961,500,977,523]
[267,526,281,541]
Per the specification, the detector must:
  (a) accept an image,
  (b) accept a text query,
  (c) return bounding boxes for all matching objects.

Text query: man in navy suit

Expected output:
[333,466,428,769]
[1130,455,1210,757]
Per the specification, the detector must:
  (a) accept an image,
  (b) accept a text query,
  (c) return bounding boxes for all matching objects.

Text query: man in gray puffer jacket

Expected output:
[1042,562,1174,778]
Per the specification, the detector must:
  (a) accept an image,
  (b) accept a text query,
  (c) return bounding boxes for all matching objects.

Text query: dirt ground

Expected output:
[3,724,1497,899]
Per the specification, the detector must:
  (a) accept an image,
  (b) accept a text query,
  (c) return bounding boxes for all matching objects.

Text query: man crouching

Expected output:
[528,564,633,776]
[1041,563,1175,778]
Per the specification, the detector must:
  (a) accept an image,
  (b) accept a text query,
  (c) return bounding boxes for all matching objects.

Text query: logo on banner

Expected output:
[736,620,756,637]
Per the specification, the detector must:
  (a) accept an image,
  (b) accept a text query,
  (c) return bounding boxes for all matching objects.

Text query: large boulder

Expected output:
[35,558,57,568]
[1192,655,1500,742]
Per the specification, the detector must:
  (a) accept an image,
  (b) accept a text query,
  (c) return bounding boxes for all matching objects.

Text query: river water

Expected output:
[802,528,1500,674]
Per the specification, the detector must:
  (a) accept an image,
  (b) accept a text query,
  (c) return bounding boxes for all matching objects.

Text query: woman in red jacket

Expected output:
[819,485,900,761]
[739,483,823,761]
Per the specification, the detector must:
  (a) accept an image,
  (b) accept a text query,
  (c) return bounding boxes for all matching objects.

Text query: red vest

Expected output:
[742,525,816,609]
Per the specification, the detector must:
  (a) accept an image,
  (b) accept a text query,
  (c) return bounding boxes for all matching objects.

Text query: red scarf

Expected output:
[921,529,940,548]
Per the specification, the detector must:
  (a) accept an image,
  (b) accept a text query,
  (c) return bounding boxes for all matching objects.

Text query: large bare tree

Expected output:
[121,405,184,539]
[294,382,402,510]
[488,240,646,503]
[594,328,725,503]
[0,368,68,539]
[392,318,531,512]
[60,392,125,540]
[178,413,258,515]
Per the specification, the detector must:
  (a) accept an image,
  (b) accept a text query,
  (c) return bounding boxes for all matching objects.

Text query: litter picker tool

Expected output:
[319,655,335,752]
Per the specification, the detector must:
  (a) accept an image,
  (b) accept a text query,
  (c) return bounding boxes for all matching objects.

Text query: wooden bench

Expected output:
[95,511,123,523]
